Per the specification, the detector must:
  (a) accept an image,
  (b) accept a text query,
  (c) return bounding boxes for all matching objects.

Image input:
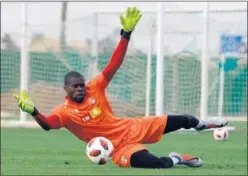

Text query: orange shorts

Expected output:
[112,115,167,167]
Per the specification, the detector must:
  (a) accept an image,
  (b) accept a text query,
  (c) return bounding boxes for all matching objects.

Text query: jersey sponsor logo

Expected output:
[89,106,101,119]
[82,106,101,122]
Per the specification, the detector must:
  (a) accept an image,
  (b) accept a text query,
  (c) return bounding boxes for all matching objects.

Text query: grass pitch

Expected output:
[1,122,247,175]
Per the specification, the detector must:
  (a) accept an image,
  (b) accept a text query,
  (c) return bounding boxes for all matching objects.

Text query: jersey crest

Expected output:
[88,97,96,105]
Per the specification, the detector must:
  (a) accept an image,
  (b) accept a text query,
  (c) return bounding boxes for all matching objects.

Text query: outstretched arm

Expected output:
[14,90,62,131]
[102,31,130,82]
[31,109,62,130]
[102,7,142,82]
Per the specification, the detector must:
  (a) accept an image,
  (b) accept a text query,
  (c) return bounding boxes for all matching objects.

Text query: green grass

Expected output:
[1,122,247,175]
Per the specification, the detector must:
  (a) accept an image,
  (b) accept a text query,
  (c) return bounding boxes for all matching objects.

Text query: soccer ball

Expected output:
[213,128,229,141]
[86,137,114,165]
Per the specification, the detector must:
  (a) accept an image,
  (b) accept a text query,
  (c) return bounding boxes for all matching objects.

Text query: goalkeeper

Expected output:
[14,7,228,169]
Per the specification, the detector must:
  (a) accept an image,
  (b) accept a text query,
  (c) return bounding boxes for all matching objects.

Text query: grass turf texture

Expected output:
[1,122,247,175]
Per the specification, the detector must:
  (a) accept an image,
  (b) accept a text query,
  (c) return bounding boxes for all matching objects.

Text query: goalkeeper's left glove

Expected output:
[120,7,142,33]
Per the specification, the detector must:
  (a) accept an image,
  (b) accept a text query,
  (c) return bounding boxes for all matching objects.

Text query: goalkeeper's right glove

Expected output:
[120,7,142,32]
[14,90,35,115]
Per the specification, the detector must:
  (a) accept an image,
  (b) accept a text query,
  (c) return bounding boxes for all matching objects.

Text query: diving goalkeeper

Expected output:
[14,7,228,169]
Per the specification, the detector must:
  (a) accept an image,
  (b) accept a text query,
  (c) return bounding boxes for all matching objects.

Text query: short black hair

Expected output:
[64,71,83,85]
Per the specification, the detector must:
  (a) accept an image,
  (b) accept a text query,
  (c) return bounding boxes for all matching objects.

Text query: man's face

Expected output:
[64,76,86,103]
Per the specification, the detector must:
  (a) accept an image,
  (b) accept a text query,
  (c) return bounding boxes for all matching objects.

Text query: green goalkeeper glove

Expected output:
[14,90,35,114]
[120,7,142,32]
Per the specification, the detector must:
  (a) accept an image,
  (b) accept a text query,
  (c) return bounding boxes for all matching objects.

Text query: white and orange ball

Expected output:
[213,128,229,141]
[86,137,114,165]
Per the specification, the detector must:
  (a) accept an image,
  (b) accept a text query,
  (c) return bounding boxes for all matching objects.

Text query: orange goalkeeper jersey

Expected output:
[51,73,133,149]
